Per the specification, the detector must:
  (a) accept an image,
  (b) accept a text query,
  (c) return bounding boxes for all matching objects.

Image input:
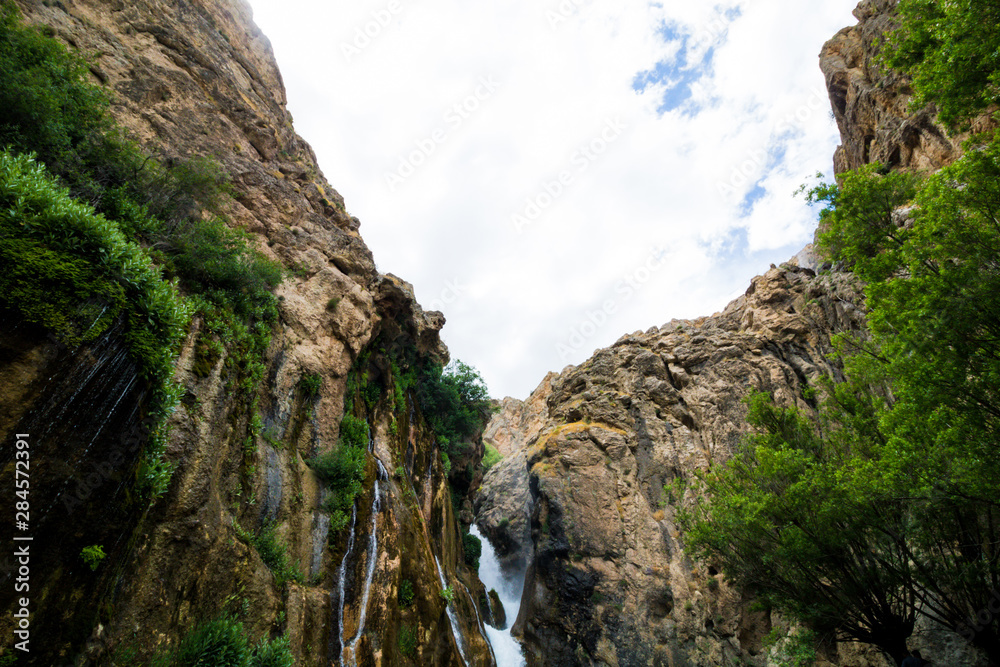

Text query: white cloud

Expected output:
[248,0,858,399]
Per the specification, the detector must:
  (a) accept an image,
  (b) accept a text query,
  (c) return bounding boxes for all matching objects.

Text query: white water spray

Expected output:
[471,524,527,666]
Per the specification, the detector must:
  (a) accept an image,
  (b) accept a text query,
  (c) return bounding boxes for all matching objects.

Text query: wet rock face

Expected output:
[475,377,555,572]
[475,449,532,570]
[480,266,867,665]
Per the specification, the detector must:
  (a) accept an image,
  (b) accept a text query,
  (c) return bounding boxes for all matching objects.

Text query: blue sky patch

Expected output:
[633,7,742,114]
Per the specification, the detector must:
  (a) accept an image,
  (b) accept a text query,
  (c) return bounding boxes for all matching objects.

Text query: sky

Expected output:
[248,0,860,400]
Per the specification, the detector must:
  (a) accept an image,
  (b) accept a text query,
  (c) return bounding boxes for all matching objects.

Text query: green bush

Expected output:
[415,361,492,454]
[310,445,366,490]
[298,372,321,399]
[338,414,369,450]
[166,215,281,318]
[80,545,106,571]
[0,3,234,229]
[883,0,1000,130]
[398,624,417,657]
[399,579,415,608]
[0,4,286,504]
[309,414,368,531]
[234,521,302,586]
[481,443,502,472]
[463,533,482,572]
[154,616,294,667]
[0,0,113,194]
[248,634,294,667]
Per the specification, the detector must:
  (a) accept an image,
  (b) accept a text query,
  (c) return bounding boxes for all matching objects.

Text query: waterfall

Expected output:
[434,556,472,667]
[341,459,387,665]
[470,524,527,666]
[458,579,497,665]
[331,504,358,661]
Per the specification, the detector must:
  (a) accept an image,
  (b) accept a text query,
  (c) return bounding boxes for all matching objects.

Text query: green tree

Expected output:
[883,0,1000,131]
[682,392,918,663]
[415,360,492,453]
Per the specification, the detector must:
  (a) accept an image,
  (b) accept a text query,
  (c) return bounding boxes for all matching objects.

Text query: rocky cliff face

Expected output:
[480,266,866,666]
[0,1,492,664]
[818,0,994,175]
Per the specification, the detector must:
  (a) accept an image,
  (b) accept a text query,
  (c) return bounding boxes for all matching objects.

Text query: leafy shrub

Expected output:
[481,443,502,472]
[769,629,817,667]
[882,0,1000,130]
[298,372,321,399]
[154,616,294,667]
[80,545,106,571]
[398,624,417,657]
[439,586,455,604]
[248,635,294,667]
[338,414,369,450]
[399,579,415,608]
[234,521,302,586]
[463,533,482,572]
[0,5,286,504]
[165,216,281,319]
[309,414,368,531]
[415,361,492,455]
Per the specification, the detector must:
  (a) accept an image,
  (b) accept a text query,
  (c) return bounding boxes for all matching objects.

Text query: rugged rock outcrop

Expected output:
[474,375,555,572]
[819,0,994,175]
[486,266,866,666]
[0,1,493,664]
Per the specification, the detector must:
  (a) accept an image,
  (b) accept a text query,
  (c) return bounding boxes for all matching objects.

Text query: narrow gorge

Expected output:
[0,0,996,665]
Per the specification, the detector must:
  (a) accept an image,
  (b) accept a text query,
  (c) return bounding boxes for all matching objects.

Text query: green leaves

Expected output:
[810,165,920,282]
[683,392,916,654]
[155,616,294,667]
[883,0,1000,131]
[0,150,191,372]
[308,414,369,532]
[415,360,493,455]
[698,137,1000,656]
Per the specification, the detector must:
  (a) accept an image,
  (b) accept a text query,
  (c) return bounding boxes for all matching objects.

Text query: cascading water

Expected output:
[341,459,387,666]
[331,504,358,661]
[434,555,472,667]
[459,578,497,665]
[470,524,527,666]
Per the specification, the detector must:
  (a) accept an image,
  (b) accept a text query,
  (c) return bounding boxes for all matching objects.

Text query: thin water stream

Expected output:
[435,555,473,667]
[341,459,388,665]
